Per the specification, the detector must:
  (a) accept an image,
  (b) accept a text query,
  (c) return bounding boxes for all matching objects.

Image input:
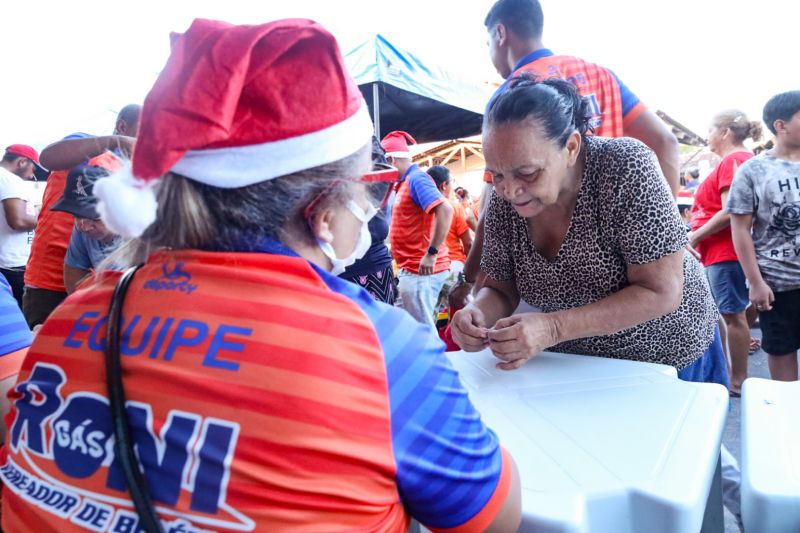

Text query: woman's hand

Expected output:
[749,279,775,312]
[450,306,489,352]
[486,313,559,370]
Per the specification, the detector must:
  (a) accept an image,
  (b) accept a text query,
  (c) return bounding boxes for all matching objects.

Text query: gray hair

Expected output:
[102,143,371,269]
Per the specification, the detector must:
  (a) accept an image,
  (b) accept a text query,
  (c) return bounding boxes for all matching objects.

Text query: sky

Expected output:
[2,0,797,152]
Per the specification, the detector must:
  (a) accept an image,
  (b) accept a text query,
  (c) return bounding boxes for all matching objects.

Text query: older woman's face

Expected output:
[483,120,580,217]
[707,124,727,155]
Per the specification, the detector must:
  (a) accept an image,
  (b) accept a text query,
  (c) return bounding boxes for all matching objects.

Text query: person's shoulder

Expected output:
[736,152,773,176]
[587,136,652,164]
[0,167,19,185]
[407,165,432,182]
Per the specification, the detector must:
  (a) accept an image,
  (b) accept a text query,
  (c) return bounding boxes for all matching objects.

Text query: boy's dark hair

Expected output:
[763,90,800,135]
[427,165,451,189]
[484,0,544,40]
[485,74,594,147]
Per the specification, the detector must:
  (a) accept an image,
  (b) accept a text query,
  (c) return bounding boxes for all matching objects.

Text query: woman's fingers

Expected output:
[496,358,527,371]
[451,309,489,351]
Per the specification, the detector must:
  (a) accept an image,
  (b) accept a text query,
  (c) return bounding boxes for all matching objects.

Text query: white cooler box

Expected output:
[444,349,729,533]
[741,378,800,533]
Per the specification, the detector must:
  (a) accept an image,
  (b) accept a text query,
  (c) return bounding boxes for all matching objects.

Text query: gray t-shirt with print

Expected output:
[726,153,800,292]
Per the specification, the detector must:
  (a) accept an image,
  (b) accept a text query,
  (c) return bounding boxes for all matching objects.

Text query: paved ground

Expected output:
[722,326,771,532]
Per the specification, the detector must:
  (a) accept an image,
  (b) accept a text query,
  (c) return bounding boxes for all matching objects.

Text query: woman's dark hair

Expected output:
[427,165,451,189]
[763,90,800,135]
[485,74,594,147]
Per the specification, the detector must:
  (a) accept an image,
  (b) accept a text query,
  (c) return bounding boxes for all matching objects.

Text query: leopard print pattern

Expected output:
[482,136,718,369]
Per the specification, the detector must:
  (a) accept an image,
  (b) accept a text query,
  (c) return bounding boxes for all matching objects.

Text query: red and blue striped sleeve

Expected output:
[609,70,646,125]
[316,268,510,531]
[0,276,32,379]
[408,169,445,213]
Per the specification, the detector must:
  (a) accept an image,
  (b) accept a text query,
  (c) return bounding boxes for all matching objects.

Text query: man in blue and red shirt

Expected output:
[383,131,453,327]
[451,0,681,309]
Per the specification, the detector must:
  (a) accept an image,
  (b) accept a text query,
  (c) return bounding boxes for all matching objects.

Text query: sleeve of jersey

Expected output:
[0,278,32,378]
[380,309,511,531]
[610,70,646,126]
[409,173,445,213]
[726,164,756,215]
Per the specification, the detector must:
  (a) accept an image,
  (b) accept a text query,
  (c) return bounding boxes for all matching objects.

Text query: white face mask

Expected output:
[317,200,376,275]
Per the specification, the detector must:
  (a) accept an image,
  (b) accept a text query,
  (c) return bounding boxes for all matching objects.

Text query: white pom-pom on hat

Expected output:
[94,162,158,239]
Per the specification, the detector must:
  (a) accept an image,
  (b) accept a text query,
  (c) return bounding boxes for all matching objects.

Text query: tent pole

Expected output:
[372,82,381,139]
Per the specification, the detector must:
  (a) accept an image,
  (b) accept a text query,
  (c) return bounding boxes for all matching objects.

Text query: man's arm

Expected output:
[40,136,134,171]
[419,201,453,275]
[624,109,680,195]
[2,199,37,230]
[459,228,473,259]
[64,264,90,294]
[730,213,773,310]
[64,229,93,294]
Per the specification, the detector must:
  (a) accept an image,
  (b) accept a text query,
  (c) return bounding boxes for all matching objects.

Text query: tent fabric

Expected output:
[345,35,493,143]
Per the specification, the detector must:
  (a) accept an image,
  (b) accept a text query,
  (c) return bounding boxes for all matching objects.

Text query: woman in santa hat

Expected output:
[1,18,520,533]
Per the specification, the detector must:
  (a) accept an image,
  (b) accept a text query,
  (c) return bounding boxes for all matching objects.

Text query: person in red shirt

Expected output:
[383,132,454,327]
[690,110,763,396]
[23,107,139,327]
[429,166,472,271]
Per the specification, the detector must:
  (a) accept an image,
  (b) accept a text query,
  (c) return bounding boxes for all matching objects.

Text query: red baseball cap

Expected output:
[4,144,46,172]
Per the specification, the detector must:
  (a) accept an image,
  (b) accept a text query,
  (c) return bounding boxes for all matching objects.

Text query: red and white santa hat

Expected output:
[380,131,416,159]
[95,18,373,238]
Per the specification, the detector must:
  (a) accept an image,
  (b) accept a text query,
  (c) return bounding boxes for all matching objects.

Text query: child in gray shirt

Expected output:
[728,90,800,381]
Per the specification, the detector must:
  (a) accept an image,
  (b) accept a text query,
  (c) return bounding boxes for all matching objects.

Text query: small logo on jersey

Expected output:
[143,262,198,294]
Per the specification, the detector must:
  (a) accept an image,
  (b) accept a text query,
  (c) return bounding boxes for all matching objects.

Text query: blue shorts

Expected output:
[677,326,730,389]
[706,261,749,315]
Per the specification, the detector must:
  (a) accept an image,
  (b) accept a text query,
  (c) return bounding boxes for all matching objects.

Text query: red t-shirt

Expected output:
[446,199,469,263]
[24,152,121,291]
[691,151,753,266]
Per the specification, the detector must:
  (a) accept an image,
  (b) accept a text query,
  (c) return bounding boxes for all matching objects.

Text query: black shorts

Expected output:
[22,287,68,328]
[760,288,800,356]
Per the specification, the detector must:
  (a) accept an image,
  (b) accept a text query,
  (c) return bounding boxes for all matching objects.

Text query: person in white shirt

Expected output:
[0,144,43,306]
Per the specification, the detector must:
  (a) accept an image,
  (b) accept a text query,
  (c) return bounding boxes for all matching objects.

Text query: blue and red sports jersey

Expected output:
[484,50,645,183]
[390,164,450,273]
[490,49,645,136]
[0,274,32,379]
[2,245,510,532]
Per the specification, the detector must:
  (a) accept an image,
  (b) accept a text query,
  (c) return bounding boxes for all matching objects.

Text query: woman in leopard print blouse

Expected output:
[451,76,725,385]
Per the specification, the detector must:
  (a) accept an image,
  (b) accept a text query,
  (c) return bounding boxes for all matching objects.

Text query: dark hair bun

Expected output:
[487,73,594,146]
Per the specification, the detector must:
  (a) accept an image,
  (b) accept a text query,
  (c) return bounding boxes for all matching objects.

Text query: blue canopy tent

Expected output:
[345,35,493,143]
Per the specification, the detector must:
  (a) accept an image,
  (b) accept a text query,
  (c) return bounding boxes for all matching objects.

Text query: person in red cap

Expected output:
[0,144,44,306]
[382,130,454,327]
[2,18,521,533]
